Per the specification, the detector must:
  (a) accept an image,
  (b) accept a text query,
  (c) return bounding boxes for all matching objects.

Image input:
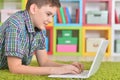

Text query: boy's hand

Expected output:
[50,64,81,75]
[71,62,84,73]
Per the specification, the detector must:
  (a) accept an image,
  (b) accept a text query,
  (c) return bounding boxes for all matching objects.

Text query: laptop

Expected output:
[48,40,108,78]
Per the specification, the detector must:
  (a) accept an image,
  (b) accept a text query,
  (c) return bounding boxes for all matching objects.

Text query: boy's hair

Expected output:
[26,0,61,10]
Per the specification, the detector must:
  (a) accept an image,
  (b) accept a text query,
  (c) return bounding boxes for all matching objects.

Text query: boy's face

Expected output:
[30,4,57,30]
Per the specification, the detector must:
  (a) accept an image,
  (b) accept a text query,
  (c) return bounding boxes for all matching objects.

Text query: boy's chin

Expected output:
[40,27,46,30]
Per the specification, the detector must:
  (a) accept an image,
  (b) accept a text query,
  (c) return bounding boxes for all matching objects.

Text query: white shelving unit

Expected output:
[112,0,120,57]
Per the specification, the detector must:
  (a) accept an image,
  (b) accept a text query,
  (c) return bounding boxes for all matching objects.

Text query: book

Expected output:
[65,7,72,23]
[115,10,119,24]
[76,8,80,23]
[63,7,68,23]
[57,8,62,23]
[119,15,120,24]
[60,7,66,24]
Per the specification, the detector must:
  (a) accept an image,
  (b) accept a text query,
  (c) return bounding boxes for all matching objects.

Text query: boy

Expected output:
[0,0,84,75]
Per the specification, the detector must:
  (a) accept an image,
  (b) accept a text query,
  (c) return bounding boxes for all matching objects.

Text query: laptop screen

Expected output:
[88,40,108,76]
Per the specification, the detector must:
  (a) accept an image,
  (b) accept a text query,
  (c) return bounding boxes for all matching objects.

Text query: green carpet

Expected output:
[0,61,120,80]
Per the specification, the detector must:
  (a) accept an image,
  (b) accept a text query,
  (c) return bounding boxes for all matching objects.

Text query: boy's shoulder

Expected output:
[9,10,25,21]
[1,10,26,29]
[1,10,33,33]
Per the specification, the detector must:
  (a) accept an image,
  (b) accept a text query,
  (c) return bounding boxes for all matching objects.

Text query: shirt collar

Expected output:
[23,10,35,33]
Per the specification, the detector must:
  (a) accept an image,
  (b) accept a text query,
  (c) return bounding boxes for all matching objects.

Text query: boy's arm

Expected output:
[36,49,84,72]
[35,49,67,67]
[7,56,52,75]
[7,56,81,75]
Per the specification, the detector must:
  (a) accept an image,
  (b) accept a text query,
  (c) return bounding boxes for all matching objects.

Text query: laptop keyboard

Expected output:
[63,70,89,76]
[48,70,89,78]
[78,70,89,76]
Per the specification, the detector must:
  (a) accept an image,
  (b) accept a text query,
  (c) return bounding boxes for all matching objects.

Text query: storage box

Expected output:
[62,30,72,37]
[115,39,120,53]
[57,44,77,52]
[1,9,19,23]
[86,38,105,52]
[87,11,108,24]
[57,37,77,44]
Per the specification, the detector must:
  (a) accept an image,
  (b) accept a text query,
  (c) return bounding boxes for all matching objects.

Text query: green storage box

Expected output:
[62,30,72,37]
[57,37,77,44]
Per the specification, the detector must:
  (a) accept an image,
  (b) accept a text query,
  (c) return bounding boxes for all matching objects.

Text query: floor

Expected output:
[32,55,120,62]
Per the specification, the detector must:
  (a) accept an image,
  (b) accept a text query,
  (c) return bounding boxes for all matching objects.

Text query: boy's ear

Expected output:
[30,4,37,14]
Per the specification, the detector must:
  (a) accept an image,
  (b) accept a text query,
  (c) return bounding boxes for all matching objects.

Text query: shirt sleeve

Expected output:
[4,24,25,58]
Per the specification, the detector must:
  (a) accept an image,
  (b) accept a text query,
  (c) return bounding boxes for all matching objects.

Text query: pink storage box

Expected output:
[57,44,77,52]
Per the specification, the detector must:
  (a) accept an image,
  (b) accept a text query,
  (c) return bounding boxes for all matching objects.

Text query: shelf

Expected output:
[0,0,119,57]
[83,0,112,26]
[0,0,23,23]
[112,53,120,57]
[82,27,111,57]
[0,0,22,9]
[112,0,120,25]
[53,27,82,56]
[111,27,120,56]
[46,26,53,55]
[22,0,27,10]
[54,0,83,27]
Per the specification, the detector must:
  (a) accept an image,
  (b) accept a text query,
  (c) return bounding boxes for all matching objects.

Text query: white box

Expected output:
[86,38,105,52]
[1,9,19,23]
[87,11,108,24]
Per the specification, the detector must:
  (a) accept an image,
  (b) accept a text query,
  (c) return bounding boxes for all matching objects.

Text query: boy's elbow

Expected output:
[9,66,23,74]
[9,68,20,74]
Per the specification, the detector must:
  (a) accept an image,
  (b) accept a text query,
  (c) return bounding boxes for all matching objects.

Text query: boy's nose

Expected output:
[48,17,53,23]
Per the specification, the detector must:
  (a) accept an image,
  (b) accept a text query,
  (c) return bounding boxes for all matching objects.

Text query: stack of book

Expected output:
[57,7,80,24]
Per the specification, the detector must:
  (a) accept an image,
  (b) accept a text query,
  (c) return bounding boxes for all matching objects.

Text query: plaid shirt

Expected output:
[0,10,46,69]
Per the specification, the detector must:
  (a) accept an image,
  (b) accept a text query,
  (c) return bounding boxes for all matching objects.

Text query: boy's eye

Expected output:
[47,13,51,16]
[46,12,54,17]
